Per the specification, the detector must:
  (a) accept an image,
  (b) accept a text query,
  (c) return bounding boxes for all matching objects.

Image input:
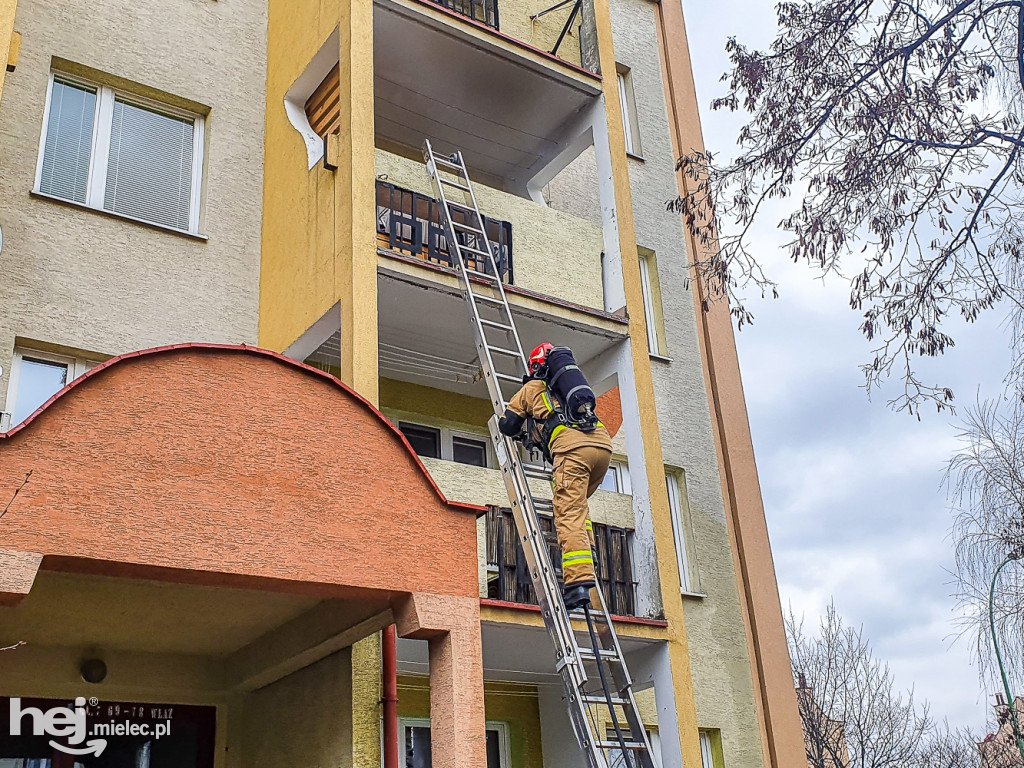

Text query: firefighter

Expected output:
[498,343,612,611]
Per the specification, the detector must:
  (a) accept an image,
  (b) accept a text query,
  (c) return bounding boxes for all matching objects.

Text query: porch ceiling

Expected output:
[397,621,658,684]
[1,571,321,656]
[373,0,601,189]
[377,266,627,398]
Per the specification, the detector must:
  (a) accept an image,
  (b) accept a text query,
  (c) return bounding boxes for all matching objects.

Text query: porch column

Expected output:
[0,549,41,606]
[394,593,487,767]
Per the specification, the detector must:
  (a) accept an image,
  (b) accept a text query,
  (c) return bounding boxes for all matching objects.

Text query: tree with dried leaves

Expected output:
[948,400,1024,693]
[789,603,983,768]
[672,0,1024,414]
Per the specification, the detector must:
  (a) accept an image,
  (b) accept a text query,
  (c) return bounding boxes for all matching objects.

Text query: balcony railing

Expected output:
[486,506,637,616]
[376,180,513,284]
[434,0,499,29]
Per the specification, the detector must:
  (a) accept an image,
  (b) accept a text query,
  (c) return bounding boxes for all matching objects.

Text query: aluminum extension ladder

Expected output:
[423,139,659,768]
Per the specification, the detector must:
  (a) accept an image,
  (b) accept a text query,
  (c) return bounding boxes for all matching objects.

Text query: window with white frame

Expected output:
[666,471,697,594]
[5,348,99,427]
[397,421,491,468]
[399,717,510,768]
[638,251,663,356]
[598,460,631,493]
[616,65,642,157]
[699,730,721,768]
[35,73,205,234]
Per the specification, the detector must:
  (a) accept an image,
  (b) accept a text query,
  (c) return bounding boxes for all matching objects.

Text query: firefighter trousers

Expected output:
[551,445,612,585]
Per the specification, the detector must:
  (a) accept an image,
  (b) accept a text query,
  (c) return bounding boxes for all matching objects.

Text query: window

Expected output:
[616,65,642,157]
[452,435,488,467]
[607,729,657,768]
[395,421,493,467]
[35,73,205,234]
[4,348,98,427]
[638,248,667,357]
[597,461,631,494]
[699,730,723,768]
[399,423,442,459]
[399,718,510,768]
[666,471,700,595]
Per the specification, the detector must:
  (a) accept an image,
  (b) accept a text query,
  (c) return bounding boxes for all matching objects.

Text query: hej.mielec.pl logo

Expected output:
[9,697,172,756]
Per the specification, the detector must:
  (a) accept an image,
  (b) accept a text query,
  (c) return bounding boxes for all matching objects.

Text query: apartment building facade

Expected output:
[0,0,803,766]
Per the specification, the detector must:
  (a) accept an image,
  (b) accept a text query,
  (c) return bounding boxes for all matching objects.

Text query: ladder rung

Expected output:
[441,178,472,192]
[578,647,621,662]
[465,268,498,282]
[595,741,647,751]
[444,199,476,212]
[479,318,513,331]
[494,372,524,384]
[433,157,463,171]
[452,221,486,234]
[487,345,521,358]
[471,293,507,306]
[581,694,628,706]
[459,244,492,257]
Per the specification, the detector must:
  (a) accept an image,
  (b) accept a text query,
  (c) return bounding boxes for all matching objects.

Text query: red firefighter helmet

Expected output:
[529,343,554,375]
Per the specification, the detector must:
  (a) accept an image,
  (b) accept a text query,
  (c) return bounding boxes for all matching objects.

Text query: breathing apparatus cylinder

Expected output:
[544,347,597,428]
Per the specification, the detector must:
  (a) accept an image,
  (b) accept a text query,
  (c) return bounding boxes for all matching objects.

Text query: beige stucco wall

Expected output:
[496,0,584,68]
[375,149,605,310]
[241,649,354,768]
[0,0,266,410]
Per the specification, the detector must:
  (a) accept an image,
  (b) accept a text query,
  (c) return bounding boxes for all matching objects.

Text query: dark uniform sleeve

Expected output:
[498,386,529,437]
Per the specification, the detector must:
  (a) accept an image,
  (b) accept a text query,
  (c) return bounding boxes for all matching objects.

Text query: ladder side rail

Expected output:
[452,151,529,366]
[489,420,587,682]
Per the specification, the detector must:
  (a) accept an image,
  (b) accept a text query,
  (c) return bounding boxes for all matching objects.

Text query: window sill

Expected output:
[30,191,208,241]
[626,152,646,163]
[681,590,707,600]
[649,353,673,364]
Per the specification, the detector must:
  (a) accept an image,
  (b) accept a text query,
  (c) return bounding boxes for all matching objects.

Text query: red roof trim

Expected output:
[0,343,487,517]
[480,598,670,628]
[408,0,602,83]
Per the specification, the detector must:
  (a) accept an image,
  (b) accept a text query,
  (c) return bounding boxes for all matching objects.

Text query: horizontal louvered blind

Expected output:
[305,64,340,138]
[38,79,97,203]
[103,98,195,231]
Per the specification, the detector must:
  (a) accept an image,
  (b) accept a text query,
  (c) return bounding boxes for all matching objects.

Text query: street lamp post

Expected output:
[989,548,1024,765]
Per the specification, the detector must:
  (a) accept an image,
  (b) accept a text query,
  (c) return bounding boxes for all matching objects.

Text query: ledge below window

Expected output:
[681,590,708,600]
[649,353,673,364]
[30,191,208,241]
[480,598,669,628]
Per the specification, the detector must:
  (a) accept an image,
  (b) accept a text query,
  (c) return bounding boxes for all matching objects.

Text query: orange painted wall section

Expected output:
[0,346,481,599]
[596,386,623,438]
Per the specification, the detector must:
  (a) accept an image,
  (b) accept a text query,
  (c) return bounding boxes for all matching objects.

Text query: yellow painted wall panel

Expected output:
[397,676,544,768]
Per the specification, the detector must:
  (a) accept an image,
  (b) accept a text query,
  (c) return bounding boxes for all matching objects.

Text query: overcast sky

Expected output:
[678,0,1009,733]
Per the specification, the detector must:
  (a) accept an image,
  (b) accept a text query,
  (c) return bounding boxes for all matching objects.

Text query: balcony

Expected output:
[487,507,637,616]
[434,0,498,29]
[376,179,513,283]
[373,0,602,195]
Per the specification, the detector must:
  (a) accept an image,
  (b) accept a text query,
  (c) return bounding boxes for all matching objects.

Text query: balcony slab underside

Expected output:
[374,0,602,189]
[377,265,627,397]
[397,621,657,685]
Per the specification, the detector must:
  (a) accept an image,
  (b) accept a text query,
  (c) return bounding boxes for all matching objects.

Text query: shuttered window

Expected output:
[38,79,97,203]
[35,73,204,234]
[305,64,340,138]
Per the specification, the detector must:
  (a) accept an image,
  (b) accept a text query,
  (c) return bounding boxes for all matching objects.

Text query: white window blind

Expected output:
[666,472,693,592]
[618,71,635,155]
[639,254,661,355]
[38,79,97,204]
[104,98,195,231]
[699,731,715,768]
[35,73,204,234]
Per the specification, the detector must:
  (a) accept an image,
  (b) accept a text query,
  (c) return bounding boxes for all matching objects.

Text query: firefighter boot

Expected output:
[563,580,595,611]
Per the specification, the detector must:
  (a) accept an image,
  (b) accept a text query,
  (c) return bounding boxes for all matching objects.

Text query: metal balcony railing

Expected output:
[376,180,513,284]
[486,506,637,616]
[434,0,499,29]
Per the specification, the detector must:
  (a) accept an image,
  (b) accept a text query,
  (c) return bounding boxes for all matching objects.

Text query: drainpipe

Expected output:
[383,625,399,768]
